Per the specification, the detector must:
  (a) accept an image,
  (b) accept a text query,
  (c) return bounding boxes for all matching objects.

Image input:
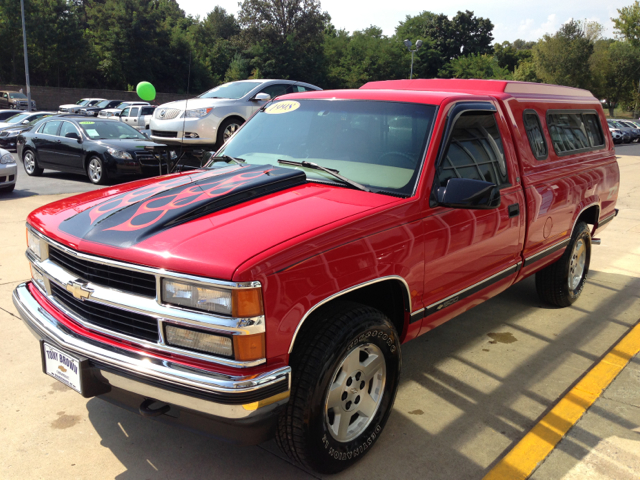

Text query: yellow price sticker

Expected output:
[265,101,300,115]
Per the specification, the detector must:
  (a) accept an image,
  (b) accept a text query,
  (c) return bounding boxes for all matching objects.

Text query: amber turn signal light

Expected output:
[232,288,264,318]
[233,333,266,361]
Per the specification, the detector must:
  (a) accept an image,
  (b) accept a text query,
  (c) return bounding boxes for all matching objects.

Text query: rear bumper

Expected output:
[12,282,290,444]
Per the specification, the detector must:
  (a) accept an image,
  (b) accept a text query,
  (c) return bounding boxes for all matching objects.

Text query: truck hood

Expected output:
[28,165,396,280]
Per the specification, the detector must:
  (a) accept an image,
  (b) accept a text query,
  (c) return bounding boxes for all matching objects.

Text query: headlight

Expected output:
[1,152,15,164]
[107,147,133,160]
[184,107,213,118]
[30,265,46,290]
[162,279,264,317]
[27,228,42,260]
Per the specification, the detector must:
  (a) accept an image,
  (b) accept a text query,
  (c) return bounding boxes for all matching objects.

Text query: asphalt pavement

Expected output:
[0,145,639,479]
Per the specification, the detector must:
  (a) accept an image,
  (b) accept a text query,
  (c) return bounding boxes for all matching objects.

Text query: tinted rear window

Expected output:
[547,111,605,155]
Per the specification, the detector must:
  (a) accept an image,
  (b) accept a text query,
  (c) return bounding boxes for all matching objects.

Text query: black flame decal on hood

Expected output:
[60,165,306,248]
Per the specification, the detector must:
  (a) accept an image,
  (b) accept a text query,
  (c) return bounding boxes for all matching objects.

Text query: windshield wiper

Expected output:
[208,155,246,166]
[277,159,370,192]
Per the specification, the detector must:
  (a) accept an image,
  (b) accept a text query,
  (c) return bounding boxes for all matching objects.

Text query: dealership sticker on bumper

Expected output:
[43,343,82,393]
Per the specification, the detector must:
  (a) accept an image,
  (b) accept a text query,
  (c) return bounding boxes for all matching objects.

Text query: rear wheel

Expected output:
[536,221,591,307]
[276,302,401,474]
[23,150,43,176]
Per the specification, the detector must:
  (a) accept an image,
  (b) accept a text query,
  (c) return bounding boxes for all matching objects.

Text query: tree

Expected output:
[533,20,596,90]
[440,54,510,79]
[590,39,640,116]
[613,1,640,47]
[238,0,329,85]
[395,10,494,79]
[494,40,533,72]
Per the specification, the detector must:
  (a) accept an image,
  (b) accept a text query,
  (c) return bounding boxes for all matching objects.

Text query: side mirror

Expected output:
[22,120,29,124]
[65,132,81,143]
[437,178,501,209]
[253,93,271,101]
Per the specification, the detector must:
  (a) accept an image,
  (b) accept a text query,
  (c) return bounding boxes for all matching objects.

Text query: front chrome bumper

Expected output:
[13,283,290,427]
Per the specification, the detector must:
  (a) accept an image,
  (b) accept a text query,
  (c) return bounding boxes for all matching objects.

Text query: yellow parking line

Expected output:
[483,320,640,480]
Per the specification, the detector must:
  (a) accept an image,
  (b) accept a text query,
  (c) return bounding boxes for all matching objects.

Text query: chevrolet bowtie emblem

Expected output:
[66,280,93,301]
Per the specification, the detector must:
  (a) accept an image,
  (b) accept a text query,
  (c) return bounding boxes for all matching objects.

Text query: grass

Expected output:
[604,108,637,119]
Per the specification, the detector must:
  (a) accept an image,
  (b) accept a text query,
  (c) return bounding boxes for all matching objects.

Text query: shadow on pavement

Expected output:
[84,271,640,480]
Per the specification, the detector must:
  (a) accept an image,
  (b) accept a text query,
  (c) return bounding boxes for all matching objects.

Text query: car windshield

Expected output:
[9,93,27,99]
[76,99,89,105]
[95,100,111,108]
[26,114,51,125]
[199,81,261,100]
[115,103,129,109]
[6,113,30,124]
[78,121,146,140]
[214,99,436,197]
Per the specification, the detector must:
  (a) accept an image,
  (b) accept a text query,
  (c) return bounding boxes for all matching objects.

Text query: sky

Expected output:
[175,0,632,43]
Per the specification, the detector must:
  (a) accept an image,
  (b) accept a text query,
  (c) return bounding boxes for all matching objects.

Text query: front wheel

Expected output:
[536,221,591,307]
[216,117,244,149]
[276,302,401,474]
[87,156,108,185]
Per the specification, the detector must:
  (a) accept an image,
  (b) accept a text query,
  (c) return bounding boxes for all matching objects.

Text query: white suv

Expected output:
[149,79,321,147]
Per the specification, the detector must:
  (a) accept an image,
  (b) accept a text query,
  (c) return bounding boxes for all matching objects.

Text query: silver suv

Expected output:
[149,79,321,147]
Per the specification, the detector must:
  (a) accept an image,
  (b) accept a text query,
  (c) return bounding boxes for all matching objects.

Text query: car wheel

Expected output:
[276,302,401,474]
[87,156,108,185]
[23,150,43,176]
[0,183,15,194]
[536,221,591,307]
[216,118,244,148]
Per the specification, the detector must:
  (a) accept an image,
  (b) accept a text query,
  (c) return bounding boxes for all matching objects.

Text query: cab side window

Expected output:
[523,111,548,160]
[583,114,604,147]
[130,107,139,117]
[437,112,509,188]
[259,84,291,99]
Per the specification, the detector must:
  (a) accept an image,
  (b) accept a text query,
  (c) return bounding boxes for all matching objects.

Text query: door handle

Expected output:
[56,140,61,143]
[508,203,520,218]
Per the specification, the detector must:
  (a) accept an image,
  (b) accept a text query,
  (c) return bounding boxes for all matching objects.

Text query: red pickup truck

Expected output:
[14,79,619,474]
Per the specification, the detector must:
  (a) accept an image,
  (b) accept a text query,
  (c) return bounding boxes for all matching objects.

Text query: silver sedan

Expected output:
[0,148,17,194]
[149,79,321,147]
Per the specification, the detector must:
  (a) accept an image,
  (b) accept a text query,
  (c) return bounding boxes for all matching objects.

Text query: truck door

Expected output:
[128,107,140,127]
[119,107,130,124]
[419,102,526,332]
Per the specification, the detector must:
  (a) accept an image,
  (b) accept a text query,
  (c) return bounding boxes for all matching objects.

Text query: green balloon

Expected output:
[136,81,156,101]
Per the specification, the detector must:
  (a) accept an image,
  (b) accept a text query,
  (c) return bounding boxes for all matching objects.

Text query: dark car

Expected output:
[0,109,21,121]
[0,112,55,151]
[17,116,168,185]
[79,99,127,117]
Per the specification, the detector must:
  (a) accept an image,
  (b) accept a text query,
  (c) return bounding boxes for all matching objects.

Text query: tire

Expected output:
[23,149,43,176]
[86,156,108,185]
[536,221,591,307]
[216,117,244,148]
[276,302,401,474]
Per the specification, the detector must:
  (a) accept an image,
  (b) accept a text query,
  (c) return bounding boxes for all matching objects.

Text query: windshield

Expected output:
[6,113,30,124]
[77,121,146,140]
[199,81,261,100]
[9,93,27,99]
[76,99,89,106]
[214,99,436,196]
[26,115,51,125]
[95,100,111,108]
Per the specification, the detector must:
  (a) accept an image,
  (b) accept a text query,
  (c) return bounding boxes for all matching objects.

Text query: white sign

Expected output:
[43,343,82,394]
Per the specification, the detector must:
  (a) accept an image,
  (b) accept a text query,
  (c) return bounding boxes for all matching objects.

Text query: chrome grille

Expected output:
[48,247,157,298]
[154,108,181,120]
[51,282,159,342]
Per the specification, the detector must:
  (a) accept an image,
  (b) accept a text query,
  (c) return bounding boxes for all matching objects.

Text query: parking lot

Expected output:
[1,145,639,479]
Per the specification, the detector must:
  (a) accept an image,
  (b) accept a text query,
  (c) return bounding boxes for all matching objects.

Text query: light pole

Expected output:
[403,39,423,79]
[20,0,32,112]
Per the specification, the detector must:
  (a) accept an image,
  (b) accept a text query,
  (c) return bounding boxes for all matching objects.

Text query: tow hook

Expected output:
[139,398,171,417]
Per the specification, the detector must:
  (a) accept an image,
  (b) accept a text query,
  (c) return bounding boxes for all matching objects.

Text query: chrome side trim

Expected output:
[13,283,290,404]
[524,238,571,264]
[287,275,412,354]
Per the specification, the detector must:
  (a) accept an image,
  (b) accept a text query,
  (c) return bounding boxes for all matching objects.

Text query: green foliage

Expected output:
[590,39,640,116]
[613,1,640,47]
[493,40,533,72]
[533,20,595,89]
[440,54,510,79]
[395,10,494,79]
